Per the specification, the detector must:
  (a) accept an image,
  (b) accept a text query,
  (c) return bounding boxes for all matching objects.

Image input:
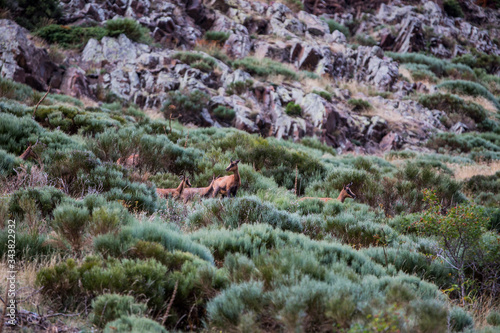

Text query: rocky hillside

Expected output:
[1,0,499,155]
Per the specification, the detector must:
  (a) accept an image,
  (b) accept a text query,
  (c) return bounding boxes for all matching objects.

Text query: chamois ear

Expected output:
[230,158,233,163]
[342,184,346,190]
[235,159,240,164]
[347,182,353,187]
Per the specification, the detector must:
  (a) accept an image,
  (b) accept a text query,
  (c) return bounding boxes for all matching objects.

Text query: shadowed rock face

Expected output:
[0,0,498,155]
[0,20,62,91]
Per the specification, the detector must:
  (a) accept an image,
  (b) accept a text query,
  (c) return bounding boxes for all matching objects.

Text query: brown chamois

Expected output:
[180,176,219,203]
[156,176,192,200]
[117,153,140,168]
[212,159,241,198]
[19,139,40,161]
[299,182,356,203]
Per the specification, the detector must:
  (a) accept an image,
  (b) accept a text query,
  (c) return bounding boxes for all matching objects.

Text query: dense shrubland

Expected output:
[0,74,499,332]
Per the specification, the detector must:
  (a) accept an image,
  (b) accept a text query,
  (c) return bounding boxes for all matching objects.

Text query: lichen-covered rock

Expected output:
[0,20,61,91]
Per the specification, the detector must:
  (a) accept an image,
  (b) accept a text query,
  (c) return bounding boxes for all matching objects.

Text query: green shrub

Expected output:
[437,80,500,110]
[0,77,38,104]
[95,221,214,263]
[162,90,210,125]
[387,52,475,79]
[443,0,464,17]
[226,80,253,95]
[299,137,337,156]
[348,98,372,111]
[35,24,108,49]
[51,204,90,253]
[322,19,350,37]
[453,52,500,75]
[232,57,298,80]
[105,18,152,44]
[91,294,147,328]
[172,52,217,71]
[9,186,67,221]
[204,31,231,43]
[354,34,377,46]
[312,90,332,102]
[412,299,448,333]
[285,102,302,116]
[1,0,62,30]
[449,307,474,332]
[187,196,303,232]
[419,93,488,126]
[0,231,56,259]
[213,106,236,121]
[487,311,500,326]
[103,316,167,333]
[0,149,21,176]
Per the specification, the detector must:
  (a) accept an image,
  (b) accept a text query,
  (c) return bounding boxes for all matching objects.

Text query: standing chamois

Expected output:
[212,159,241,198]
[299,182,356,203]
[19,139,40,161]
[180,176,219,203]
[156,176,192,200]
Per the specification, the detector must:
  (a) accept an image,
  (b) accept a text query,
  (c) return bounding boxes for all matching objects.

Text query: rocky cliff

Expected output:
[1,0,499,154]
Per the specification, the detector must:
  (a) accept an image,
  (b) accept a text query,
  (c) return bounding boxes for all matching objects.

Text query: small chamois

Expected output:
[299,182,356,203]
[212,159,241,198]
[180,175,219,203]
[19,139,40,161]
[156,176,192,200]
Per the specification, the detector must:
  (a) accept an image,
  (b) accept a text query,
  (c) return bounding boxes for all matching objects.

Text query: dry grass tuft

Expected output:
[457,94,498,114]
[447,160,500,180]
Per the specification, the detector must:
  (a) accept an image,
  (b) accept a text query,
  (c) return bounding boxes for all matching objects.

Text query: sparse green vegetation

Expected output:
[285,102,302,116]
[232,57,298,80]
[436,80,500,111]
[348,98,372,111]
[35,19,151,48]
[322,18,350,37]
[213,105,236,121]
[0,0,62,30]
[204,30,231,44]
[312,90,333,101]
[443,0,464,18]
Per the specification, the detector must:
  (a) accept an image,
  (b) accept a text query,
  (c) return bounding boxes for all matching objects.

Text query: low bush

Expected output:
[419,93,488,128]
[172,52,217,72]
[312,90,332,102]
[226,80,253,95]
[162,90,210,125]
[322,18,350,37]
[436,80,500,110]
[103,316,167,333]
[1,0,62,30]
[51,204,90,253]
[443,0,464,17]
[35,24,108,49]
[0,230,56,259]
[232,57,298,80]
[354,34,377,46]
[9,186,67,221]
[387,52,475,79]
[348,98,372,111]
[213,106,236,121]
[487,311,500,326]
[105,18,152,44]
[285,102,302,116]
[91,294,147,328]
[203,31,230,44]
[187,196,303,232]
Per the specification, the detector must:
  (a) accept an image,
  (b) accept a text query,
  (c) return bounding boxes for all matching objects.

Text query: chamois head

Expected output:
[180,175,192,188]
[225,159,240,172]
[342,182,356,199]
